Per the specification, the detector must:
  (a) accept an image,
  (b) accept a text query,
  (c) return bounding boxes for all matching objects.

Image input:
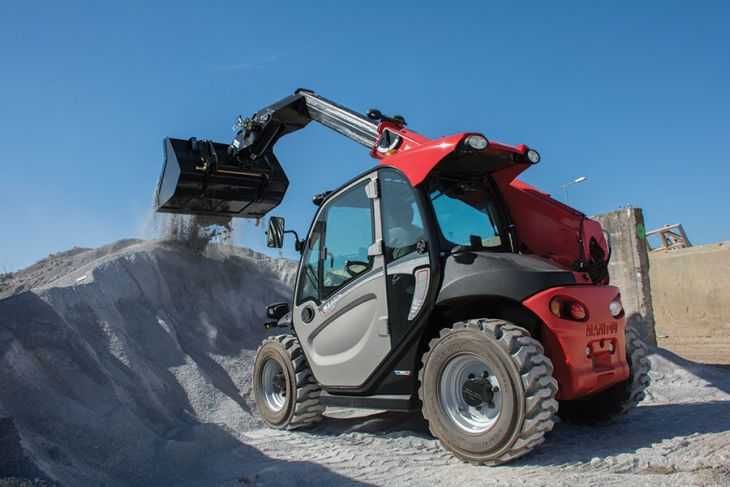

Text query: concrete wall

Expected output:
[594,208,657,345]
[649,242,730,363]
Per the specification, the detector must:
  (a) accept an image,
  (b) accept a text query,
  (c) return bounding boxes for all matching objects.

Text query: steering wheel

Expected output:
[344,260,369,277]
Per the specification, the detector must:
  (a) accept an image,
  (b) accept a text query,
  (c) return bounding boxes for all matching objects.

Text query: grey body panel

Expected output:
[387,253,430,276]
[436,251,576,304]
[292,173,391,388]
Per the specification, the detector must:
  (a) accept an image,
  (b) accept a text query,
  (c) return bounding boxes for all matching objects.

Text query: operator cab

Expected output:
[264,155,575,398]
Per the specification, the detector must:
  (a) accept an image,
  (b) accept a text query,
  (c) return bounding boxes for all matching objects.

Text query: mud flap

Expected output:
[155,137,289,219]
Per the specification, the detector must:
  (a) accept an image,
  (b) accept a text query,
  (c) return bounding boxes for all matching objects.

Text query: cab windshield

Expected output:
[429,179,504,250]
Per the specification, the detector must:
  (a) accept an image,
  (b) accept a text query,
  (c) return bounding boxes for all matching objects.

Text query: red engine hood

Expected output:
[493,165,609,282]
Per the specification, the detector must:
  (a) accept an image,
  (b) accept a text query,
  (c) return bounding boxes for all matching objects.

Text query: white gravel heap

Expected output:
[0,240,297,486]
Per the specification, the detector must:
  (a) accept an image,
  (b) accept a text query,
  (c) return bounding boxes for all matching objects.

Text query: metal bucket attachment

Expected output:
[155,137,289,219]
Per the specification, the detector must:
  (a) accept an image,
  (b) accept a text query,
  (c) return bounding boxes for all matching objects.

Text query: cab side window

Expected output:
[320,181,375,301]
[297,181,375,304]
[296,222,323,304]
[380,168,425,263]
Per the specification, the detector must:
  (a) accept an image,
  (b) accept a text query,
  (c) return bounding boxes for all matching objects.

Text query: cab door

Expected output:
[292,172,390,388]
[379,167,432,347]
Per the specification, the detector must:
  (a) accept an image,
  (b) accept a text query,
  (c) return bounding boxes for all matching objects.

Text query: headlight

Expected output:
[464,134,489,151]
[609,296,624,318]
[526,149,540,163]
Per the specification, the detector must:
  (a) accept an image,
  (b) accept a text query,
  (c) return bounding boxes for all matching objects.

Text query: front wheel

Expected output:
[418,319,559,465]
[253,334,325,430]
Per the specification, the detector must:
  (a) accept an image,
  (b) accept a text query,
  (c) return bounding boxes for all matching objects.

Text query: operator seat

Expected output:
[385,202,423,261]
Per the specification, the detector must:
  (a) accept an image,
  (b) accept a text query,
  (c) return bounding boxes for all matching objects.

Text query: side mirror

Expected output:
[266,216,285,248]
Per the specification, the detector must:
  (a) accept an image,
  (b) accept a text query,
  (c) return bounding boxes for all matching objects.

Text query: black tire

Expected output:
[418,319,559,465]
[558,326,651,423]
[253,334,325,430]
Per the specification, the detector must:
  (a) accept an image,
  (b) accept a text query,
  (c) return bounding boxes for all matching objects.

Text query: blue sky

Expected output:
[1,1,728,271]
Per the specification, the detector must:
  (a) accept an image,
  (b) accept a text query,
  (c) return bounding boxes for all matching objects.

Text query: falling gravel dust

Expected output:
[1,240,729,487]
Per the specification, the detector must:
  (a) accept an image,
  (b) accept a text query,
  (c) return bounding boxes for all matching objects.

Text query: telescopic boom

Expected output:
[155,89,380,219]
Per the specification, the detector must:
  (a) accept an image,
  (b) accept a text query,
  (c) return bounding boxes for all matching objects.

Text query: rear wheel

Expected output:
[253,334,325,429]
[558,326,650,423]
[418,319,559,465]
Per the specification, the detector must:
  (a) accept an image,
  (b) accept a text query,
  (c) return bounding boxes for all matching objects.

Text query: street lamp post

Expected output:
[561,176,588,203]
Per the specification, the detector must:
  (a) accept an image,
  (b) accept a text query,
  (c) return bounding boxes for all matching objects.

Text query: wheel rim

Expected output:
[439,353,502,434]
[261,359,287,412]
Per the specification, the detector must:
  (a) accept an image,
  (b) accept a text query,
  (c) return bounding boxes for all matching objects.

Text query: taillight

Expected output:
[609,294,624,318]
[569,302,588,320]
[549,296,589,322]
[549,298,562,317]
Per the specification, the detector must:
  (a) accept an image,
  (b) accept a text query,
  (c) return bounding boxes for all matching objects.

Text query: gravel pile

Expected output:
[0,240,297,486]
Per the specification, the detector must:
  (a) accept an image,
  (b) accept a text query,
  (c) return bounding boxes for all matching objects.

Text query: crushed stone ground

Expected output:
[1,240,728,487]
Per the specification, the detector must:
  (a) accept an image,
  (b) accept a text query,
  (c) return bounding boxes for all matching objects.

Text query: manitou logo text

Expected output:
[585,322,618,337]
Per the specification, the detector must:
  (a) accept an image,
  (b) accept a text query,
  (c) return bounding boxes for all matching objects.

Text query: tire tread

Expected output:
[418,318,559,465]
[255,334,324,430]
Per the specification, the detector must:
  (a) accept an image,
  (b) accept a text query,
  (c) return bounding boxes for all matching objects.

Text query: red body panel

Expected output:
[376,132,463,186]
[522,286,630,399]
[374,122,526,186]
[495,175,609,273]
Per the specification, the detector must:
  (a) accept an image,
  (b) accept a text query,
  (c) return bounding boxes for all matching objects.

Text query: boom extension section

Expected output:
[155,90,378,219]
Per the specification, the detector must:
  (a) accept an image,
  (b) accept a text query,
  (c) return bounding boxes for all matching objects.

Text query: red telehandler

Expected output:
[155,89,650,464]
